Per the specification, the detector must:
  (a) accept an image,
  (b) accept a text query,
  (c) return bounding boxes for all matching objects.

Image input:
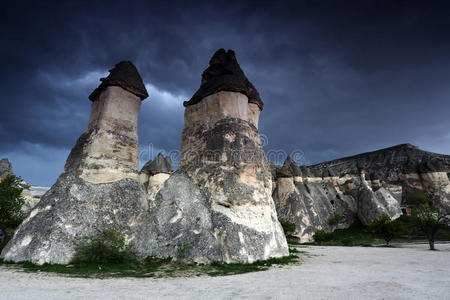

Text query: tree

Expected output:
[278,218,296,237]
[369,214,405,246]
[0,175,28,227]
[410,196,450,250]
[327,213,346,231]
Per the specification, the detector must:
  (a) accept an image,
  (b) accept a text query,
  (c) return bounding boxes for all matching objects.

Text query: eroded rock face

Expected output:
[136,50,288,263]
[273,144,450,241]
[1,173,146,264]
[1,61,148,264]
[307,143,450,210]
[273,157,400,242]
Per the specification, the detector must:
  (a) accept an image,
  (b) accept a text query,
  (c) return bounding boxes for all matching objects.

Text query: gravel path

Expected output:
[1,244,449,299]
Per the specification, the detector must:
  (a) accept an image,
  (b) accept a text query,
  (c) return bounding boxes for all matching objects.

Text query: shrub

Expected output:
[72,228,138,264]
[0,175,28,227]
[327,213,346,229]
[313,229,334,243]
[410,197,450,250]
[279,218,296,236]
[341,238,353,246]
[369,214,405,246]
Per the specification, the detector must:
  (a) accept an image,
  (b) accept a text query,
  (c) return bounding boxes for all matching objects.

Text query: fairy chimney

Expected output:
[64,61,148,183]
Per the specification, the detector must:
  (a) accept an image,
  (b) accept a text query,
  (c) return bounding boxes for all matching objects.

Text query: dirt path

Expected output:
[1,244,449,299]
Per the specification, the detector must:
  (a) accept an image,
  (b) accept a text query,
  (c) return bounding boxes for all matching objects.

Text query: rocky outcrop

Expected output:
[139,153,173,203]
[272,144,450,241]
[1,61,149,264]
[273,157,401,241]
[135,49,288,263]
[307,144,450,210]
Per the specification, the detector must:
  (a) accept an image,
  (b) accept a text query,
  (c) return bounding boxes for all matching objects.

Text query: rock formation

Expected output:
[308,144,450,210]
[135,49,288,263]
[1,61,149,264]
[139,152,173,203]
[273,144,450,241]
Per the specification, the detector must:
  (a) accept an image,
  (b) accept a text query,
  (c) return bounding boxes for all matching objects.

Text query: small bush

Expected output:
[0,175,28,227]
[313,229,334,243]
[279,218,296,236]
[72,228,138,264]
[369,214,405,246]
[327,213,346,228]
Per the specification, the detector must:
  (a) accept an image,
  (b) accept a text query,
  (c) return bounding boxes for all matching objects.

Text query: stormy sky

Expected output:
[1,0,450,186]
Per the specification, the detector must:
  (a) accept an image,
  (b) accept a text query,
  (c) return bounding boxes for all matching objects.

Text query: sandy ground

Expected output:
[1,244,449,300]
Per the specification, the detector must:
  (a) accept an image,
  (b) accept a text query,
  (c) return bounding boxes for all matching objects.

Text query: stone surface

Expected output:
[272,144,450,241]
[273,157,401,241]
[66,85,143,184]
[1,173,146,264]
[184,49,264,110]
[21,186,50,214]
[307,143,450,210]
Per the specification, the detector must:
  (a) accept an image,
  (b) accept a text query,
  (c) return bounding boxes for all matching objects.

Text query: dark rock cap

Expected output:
[286,156,303,177]
[277,156,302,178]
[89,61,148,101]
[184,49,264,110]
[418,156,447,173]
[141,153,173,175]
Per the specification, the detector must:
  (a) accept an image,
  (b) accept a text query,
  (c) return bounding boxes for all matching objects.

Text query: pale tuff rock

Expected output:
[140,153,173,203]
[136,49,288,263]
[21,186,50,214]
[273,156,400,241]
[273,144,450,241]
[1,62,148,264]
[307,143,450,210]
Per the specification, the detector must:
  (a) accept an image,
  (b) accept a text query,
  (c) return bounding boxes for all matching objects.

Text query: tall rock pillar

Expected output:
[137,49,288,263]
[65,61,148,183]
[1,62,149,264]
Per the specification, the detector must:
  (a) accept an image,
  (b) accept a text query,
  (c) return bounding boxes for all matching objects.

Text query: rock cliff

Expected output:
[308,144,450,209]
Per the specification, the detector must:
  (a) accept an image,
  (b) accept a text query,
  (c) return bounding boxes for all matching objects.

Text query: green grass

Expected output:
[0,252,300,279]
[304,217,450,247]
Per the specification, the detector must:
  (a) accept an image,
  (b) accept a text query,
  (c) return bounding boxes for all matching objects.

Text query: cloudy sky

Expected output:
[1,0,450,186]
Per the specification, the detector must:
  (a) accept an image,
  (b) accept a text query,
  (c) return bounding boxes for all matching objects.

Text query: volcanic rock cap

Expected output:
[184,48,263,110]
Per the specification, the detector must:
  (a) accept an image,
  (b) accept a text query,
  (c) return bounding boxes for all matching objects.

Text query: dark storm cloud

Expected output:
[1,0,450,185]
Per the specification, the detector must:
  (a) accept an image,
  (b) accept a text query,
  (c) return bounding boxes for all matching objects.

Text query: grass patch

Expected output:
[306,216,450,246]
[0,252,300,279]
